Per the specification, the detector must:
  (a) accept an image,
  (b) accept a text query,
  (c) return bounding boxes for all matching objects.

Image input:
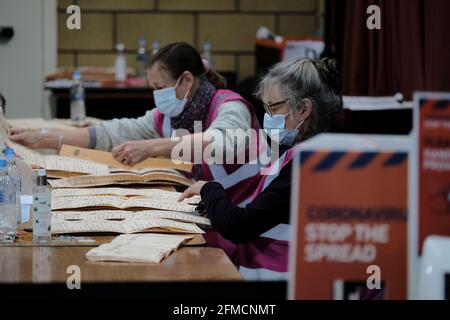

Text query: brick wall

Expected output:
[58,0,325,80]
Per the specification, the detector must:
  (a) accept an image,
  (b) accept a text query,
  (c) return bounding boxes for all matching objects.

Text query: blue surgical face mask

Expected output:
[263,110,304,146]
[153,74,190,117]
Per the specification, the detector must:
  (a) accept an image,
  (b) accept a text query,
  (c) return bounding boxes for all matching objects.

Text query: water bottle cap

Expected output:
[116,43,125,51]
[203,41,211,50]
[139,37,146,46]
[0,159,7,167]
[37,168,47,176]
[3,147,15,157]
[73,70,81,80]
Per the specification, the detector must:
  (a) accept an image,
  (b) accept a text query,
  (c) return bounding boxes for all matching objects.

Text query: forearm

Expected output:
[95,110,160,150]
[41,128,90,150]
[155,132,212,160]
[200,182,277,244]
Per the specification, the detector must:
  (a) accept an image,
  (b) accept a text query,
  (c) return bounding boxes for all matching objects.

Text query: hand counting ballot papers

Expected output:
[288,134,410,300]
[59,144,193,173]
[0,113,106,177]
[412,92,450,254]
[0,113,193,181]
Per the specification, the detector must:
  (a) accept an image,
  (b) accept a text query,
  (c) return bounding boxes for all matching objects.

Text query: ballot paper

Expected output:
[48,169,193,188]
[51,194,198,213]
[51,209,211,225]
[59,144,193,172]
[0,117,190,177]
[7,141,109,175]
[51,217,204,234]
[51,187,201,203]
[85,233,193,263]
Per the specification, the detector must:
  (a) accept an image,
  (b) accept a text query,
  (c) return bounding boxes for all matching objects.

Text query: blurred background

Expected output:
[0,0,449,132]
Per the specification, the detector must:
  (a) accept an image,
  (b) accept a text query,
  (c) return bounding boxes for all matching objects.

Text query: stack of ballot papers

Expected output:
[48,167,193,187]
[51,217,205,234]
[5,140,109,177]
[50,188,208,235]
[51,209,210,225]
[9,141,193,185]
[1,112,193,186]
[51,187,200,212]
[0,115,192,181]
[0,112,109,177]
[85,233,193,263]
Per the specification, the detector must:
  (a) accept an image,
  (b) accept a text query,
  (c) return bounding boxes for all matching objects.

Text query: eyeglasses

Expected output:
[262,99,288,116]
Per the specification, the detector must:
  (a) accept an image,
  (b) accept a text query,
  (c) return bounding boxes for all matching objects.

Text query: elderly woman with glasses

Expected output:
[179,58,344,280]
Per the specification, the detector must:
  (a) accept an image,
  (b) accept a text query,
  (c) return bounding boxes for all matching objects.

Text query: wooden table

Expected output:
[5,231,206,247]
[0,246,242,283]
[0,231,243,283]
[2,117,242,286]
[47,84,154,120]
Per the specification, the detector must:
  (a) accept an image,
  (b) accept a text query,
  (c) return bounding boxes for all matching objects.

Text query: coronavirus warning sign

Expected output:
[289,134,409,300]
[415,92,450,253]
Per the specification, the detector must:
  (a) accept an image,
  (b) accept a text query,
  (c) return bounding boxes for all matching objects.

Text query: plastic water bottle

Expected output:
[32,168,52,244]
[3,148,21,224]
[202,41,214,69]
[136,37,148,79]
[0,158,17,243]
[70,70,86,125]
[115,43,127,81]
[152,40,160,55]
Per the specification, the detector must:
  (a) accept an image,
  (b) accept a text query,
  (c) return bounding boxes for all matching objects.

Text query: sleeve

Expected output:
[92,109,161,151]
[200,162,292,244]
[207,100,252,131]
[205,100,253,162]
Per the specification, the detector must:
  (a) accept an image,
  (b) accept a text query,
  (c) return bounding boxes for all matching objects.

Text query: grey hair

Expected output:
[256,58,343,139]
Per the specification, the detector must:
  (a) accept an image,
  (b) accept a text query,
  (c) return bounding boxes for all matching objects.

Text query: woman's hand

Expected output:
[112,139,158,166]
[9,128,48,149]
[178,181,208,202]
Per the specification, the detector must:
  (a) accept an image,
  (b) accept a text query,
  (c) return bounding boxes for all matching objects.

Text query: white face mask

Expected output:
[153,74,190,117]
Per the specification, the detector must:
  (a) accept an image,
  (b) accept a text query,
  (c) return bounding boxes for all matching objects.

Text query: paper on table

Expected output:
[87,243,167,263]
[6,142,45,167]
[108,167,181,175]
[44,155,109,175]
[51,209,211,225]
[51,195,197,213]
[59,144,193,172]
[2,123,186,175]
[111,233,193,250]
[51,187,201,203]
[47,171,86,179]
[85,233,193,263]
[51,217,204,234]
[7,141,109,175]
[48,170,193,188]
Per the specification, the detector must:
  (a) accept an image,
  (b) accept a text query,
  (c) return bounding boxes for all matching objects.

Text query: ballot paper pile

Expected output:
[86,233,193,263]
[50,187,209,235]
[0,113,207,262]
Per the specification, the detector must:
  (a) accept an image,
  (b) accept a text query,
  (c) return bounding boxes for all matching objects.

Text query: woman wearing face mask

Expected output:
[10,42,265,204]
[178,58,343,280]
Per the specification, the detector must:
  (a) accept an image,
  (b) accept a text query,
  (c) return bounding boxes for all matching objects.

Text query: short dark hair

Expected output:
[149,42,226,89]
